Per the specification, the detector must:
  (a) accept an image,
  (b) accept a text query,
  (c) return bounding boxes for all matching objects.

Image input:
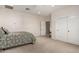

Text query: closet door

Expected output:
[68,16,79,44]
[55,17,68,41]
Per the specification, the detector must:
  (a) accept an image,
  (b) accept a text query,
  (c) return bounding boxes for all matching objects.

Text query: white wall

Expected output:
[0,8,49,36]
[51,6,79,39]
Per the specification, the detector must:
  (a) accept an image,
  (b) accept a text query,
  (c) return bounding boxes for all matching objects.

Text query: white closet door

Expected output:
[55,17,68,41]
[68,16,79,44]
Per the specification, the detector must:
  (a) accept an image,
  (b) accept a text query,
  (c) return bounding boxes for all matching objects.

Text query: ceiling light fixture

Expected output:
[5,5,13,9]
[25,8,30,10]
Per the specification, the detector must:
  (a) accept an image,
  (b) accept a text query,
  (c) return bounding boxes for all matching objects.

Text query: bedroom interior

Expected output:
[0,5,79,53]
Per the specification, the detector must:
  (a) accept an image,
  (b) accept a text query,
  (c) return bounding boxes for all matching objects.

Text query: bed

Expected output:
[0,27,36,49]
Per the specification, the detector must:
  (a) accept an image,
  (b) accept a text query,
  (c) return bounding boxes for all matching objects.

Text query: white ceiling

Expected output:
[13,5,53,17]
[0,5,67,17]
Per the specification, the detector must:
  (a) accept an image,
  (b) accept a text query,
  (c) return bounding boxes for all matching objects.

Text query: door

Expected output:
[68,16,79,44]
[46,21,50,37]
[55,17,68,41]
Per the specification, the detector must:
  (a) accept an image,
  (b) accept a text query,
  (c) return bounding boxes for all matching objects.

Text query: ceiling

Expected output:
[0,5,67,17]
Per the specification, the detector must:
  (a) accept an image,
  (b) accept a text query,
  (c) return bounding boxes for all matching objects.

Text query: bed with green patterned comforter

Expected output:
[0,27,36,49]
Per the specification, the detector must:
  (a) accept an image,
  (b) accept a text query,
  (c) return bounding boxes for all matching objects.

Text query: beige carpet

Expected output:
[1,36,79,53]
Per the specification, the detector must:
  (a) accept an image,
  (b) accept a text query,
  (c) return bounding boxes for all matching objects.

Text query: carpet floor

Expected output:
[1,36,79,53]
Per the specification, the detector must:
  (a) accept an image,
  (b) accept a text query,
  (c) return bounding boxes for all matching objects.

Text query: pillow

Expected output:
[0,28,5,38]
[1,27,9,34]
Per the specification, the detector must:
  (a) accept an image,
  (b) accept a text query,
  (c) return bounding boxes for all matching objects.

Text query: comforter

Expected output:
[0,32,36,49]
